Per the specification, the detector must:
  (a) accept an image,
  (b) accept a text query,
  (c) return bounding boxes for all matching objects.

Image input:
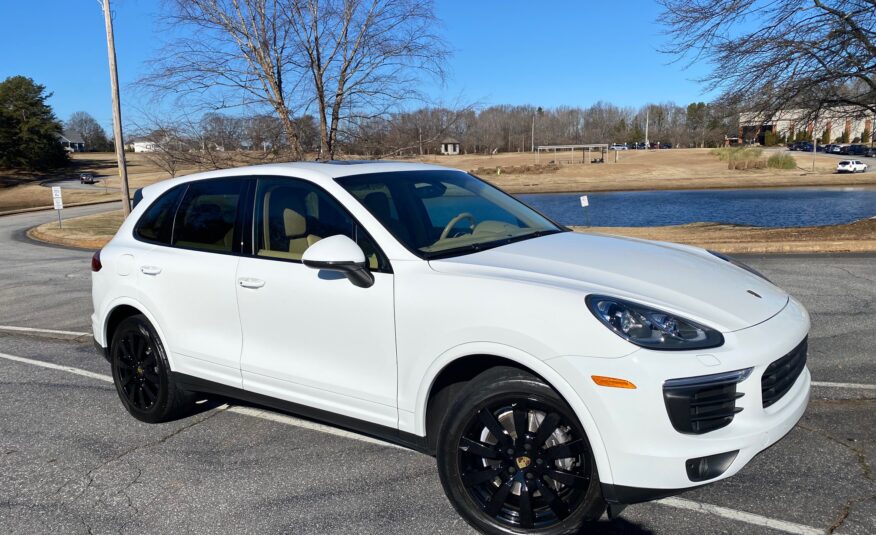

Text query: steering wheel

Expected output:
[439,212,476,241]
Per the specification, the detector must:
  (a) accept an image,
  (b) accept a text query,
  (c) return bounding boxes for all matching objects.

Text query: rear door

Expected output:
[135,177,248,388]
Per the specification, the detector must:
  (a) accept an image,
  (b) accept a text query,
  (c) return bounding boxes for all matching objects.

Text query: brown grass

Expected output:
[28,209,876,254]
[571,219,876,254]
[3,149,876,213]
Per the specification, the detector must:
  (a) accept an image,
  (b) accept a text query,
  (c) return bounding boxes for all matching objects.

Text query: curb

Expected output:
[0,199,122,218]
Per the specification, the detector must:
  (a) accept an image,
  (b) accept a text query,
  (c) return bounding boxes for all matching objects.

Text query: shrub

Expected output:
[767,153,797,169]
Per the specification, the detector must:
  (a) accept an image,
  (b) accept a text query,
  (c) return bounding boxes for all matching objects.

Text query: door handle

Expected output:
[140,265,162,276]
[238,277,266,289]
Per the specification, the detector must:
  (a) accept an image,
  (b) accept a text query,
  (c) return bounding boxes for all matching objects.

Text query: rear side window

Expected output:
[135,186,183,245]
[173,179,245,253]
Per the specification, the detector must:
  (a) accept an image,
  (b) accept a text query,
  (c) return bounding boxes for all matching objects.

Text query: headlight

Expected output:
[708,250,771,283]
[586,295,724,350]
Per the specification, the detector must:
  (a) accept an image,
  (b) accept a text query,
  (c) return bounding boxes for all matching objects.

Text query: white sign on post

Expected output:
[52,187,63,210]
[51,186,63,227]
[579,195,589,207]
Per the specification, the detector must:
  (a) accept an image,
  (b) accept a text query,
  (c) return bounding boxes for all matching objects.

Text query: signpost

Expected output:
[580,195,591,227]
[52,186,63,228]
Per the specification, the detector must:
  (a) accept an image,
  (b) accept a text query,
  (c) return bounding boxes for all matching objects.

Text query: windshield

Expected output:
[336,170,563,258]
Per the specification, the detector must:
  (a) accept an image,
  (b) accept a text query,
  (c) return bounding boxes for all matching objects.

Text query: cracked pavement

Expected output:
[0,208,874,534]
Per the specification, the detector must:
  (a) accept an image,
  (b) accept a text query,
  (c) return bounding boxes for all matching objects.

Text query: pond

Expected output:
[517,187,876,227]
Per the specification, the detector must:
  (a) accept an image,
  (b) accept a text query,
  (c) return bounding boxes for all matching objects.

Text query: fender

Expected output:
[414,341,615,485]
[99,296,177,371]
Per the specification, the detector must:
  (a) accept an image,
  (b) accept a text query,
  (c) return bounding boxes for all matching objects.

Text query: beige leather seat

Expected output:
[258,191,322,261]
[284,207,321,257]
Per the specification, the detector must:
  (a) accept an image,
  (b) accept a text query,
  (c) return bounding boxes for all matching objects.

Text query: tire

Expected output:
[437,367,605,535]
[110,314,192,423]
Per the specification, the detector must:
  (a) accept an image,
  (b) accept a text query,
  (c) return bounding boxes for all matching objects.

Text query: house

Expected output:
[58,131,85,152]
[440,137,460,155]
[127,138,158,153]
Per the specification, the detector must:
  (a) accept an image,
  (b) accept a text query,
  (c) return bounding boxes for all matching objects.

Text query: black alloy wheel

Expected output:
[438,367,604,535]
[110,315,191,423]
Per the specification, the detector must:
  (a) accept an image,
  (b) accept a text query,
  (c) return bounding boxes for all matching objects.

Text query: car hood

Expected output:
[428,231,788,332]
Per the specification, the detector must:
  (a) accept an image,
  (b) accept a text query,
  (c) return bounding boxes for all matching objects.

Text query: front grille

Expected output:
[761,337,808,408]
[663,369,751,435]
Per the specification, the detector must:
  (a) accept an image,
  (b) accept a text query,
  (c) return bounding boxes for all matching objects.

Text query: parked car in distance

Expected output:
[865,147,876,158]
[836,160,868,173]
[80,173,96,184]
[846,144,869,156]
[92,162,812,535]
[608,143,628,150]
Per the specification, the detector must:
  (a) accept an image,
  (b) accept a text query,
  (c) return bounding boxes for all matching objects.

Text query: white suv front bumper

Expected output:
[549,296,811,496]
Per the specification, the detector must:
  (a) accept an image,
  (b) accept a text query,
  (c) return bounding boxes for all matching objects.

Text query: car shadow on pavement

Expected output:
[580,518,656,534]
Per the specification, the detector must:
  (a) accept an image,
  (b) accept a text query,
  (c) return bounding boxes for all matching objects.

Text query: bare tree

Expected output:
[142,0,305,158]
[284,0,448,159]
[142,0,448,161]
[658,0,876,119]
[66,111,113,151]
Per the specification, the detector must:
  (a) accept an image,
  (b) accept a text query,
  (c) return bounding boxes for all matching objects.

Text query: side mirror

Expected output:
[301,235,374,288]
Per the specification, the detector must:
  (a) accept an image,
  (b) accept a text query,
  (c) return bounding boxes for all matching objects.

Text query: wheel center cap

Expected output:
[515,456,532,469]
[136,366,144,376]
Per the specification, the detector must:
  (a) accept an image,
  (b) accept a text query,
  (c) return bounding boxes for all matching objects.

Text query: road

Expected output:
[0,207,874,534]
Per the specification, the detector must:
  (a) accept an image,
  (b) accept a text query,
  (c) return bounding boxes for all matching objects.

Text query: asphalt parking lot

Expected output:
[1,206,874,534]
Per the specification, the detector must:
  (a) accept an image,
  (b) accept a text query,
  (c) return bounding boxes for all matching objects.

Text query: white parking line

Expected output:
[0,325,92,340]
[0,351,840,533]
[812,381,876,391]
[656,497,823,535]
[0,351,112,383]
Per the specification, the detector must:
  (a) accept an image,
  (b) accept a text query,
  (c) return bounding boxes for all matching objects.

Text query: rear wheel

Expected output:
[437,367,605,534]
[110,315,192,423]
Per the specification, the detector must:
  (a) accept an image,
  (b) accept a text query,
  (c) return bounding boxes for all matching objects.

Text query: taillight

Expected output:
[91,250,103,272]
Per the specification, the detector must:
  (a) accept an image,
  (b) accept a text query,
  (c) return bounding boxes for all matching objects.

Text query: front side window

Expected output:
[337,170,562,258]
[172,179,244,253]
[254,178,387,270]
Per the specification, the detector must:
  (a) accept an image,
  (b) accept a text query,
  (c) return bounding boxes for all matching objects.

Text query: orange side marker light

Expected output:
[591,375,637,389]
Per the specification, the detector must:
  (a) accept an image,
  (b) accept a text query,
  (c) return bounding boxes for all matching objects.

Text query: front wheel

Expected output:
[437,367,605,534]
[110,314,192,423]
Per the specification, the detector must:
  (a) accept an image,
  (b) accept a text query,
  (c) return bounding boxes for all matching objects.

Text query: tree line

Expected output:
[132,99,738,165]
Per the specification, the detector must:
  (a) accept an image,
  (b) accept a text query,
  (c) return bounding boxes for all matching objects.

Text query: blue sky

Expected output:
[0,0,714,132]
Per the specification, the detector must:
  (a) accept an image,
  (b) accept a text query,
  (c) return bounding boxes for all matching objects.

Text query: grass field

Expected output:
[3,148,875,214]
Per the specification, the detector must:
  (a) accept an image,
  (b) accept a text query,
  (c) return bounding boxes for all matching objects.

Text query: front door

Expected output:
[236,177,398,428]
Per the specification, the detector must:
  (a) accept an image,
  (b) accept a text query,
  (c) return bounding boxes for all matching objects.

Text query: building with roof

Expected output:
[439,137,460,155]
[58,131,85,152]
[739,108,874,145]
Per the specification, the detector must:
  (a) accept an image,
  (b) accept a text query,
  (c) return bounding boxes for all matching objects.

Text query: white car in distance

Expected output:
[91,162,810,535]
[608,143,628,150]
[836,160,868,173]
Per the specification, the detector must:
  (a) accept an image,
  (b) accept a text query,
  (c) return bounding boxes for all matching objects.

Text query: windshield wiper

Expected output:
[424,228,563,260]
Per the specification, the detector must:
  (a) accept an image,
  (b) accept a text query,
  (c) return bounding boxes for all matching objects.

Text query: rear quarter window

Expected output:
[172,179,245,253]
[134,186,184,245]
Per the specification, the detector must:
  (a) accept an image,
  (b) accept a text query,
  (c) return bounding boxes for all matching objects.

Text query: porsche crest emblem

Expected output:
[515,456,532,469]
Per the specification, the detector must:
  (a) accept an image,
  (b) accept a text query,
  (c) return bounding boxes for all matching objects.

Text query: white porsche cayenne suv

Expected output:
[91,162,810,534]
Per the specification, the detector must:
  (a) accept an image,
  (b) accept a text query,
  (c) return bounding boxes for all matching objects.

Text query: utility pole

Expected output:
[531,113,535,153]
[644,107,650,148]
[101,0,131,216]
